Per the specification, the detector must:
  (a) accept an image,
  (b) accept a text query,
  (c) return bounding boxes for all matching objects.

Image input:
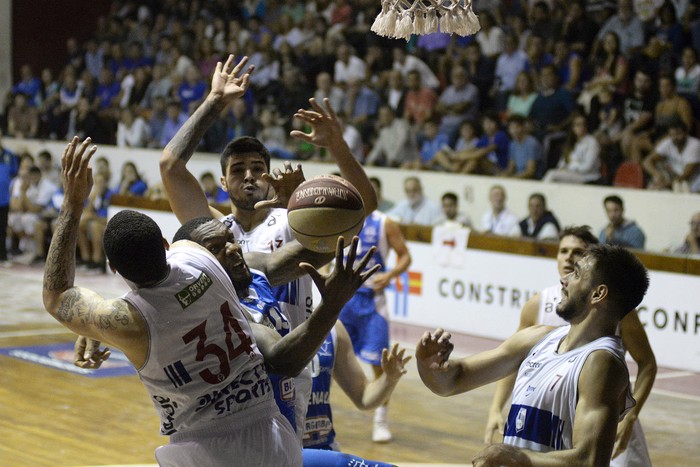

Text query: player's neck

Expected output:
[560,313,617,352]
[231,205,272,232]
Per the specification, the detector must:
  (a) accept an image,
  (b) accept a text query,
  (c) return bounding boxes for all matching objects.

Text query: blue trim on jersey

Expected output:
[302,448,395,467]
[303,333,336,449]
[505,404,566,450]
[351,213,386,294]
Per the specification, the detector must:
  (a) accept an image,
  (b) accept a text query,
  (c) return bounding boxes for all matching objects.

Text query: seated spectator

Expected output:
[370,176,394,213]
[439,192,472,229]
[141,63,173,109]
[7,93,39,139]
[365,105,417,167]
[493,33,529,110]
[552,40,583,94]
[436,65,480,143]
[523,35,554,88]
[675,212,700,256]
[8,165,57,259]
[392,47,440,90]
[226,98,258,141]
[502,114,544,179]
[70,96,111,144]
[475,11,505,60]
[461,112,510,174]
[36,150,60,187]
[338,114,364,163]
[506,71,538,119]
[387,176,444,226]
[340,78,380,140]
[334,44,366,85]
[579,31,629,113]
[594,0,644,55]
[528,65,576,163]
[116,106,149,148]
[178,66,207,113]
[433,119,481,172]
[642,119,700,193]
[313,72,345,114]
[381,70,407,116]
[160,100,188,147]
[200,171,228,205]
[31,180,63,265]
[408,119,451,170]
[95,156,112,186]
[591,85,623,151]
[479,184,520,237]
[77,172,113,272]
[93,68,121,111]
[630,74,694,163]
[12,64,42,107]
[612,69,656,162]
[0,142,18,266]
[403,69,438,127]
[675,47,700,99]
[562,0,598,57]
[257,107,295,160]
[462,41,496,111]
[543,114,602,183]
[117,161,148,197]
[519,193,560,241]
[145,181,168,201]
[599,194,646,249]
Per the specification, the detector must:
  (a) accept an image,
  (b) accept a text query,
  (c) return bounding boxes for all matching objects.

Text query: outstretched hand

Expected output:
[415,328,454,372]
[74,335,111,369]
[299,236,379,310]
[210,55,254,103]
[254,161,305,210]
[62,136,97,208]
[290,98,344,149]
[381,343,412,382]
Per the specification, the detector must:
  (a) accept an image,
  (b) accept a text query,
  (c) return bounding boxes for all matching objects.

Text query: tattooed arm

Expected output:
[160,55,253,223]
[43,137,148,367]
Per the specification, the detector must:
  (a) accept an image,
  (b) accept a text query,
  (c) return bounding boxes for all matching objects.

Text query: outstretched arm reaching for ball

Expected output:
[291,98,377,213]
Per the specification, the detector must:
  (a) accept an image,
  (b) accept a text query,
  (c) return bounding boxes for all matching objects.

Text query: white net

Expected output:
[371,0,481,40]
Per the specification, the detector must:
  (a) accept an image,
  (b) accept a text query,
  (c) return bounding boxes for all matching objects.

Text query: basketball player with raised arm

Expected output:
[159,54,378,439]
[417,243,649,466]
[49,137,376,466]
[484,226,655,466]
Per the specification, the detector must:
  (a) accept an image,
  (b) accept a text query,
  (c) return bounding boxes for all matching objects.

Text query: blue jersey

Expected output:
[240,270,296,432]
[0,148,18,207]
[303,329,337,449]
[349,211,388,296]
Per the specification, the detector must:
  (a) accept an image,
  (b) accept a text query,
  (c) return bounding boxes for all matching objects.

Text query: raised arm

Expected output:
[244,239,334,287]
[614,311,656,459]
[332,321,410,410]
[43,137,146,365]
[416,325,550,397]
[290,98,377,213]
[160,55,253,223]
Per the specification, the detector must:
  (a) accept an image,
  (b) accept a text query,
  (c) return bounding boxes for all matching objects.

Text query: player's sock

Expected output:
[372,406,392,443]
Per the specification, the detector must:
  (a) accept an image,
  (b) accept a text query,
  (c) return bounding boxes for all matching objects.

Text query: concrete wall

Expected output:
[3,137,700,253]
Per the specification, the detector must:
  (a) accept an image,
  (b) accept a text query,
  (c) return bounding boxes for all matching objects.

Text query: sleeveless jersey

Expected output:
[220,208,313,329]
[240,269,297,434]
[303,328,338,449]
[504,326,635,452]
[537,285,567,327]
[123,246,272,436]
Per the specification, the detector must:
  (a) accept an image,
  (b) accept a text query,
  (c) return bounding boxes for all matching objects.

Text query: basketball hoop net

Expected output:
[371,0,480,40]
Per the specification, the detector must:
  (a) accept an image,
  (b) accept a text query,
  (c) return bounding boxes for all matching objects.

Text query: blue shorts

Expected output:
[339,293,389,366]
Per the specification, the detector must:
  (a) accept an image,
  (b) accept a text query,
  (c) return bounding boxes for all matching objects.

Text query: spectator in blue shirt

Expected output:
[12,65,42,107]
[599,195,646,249]
[178,66,207,113]
[94,69,121,110]
[462,112,510,174]
[503,115,545,179]
[78,172,115,272]
[0,141,18,264]
[116,161,148,197]
[160,100,188,147]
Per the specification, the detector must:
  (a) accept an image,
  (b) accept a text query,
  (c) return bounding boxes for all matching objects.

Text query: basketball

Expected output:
[287,175,365,253]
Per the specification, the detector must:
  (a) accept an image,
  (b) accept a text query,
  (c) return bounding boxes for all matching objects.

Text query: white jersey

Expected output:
[220,208,313,329]
[504,326,635,452]
[537,285,567,327]
[123,245,272,436]
[535,285,652,466]
[220,208,313,443]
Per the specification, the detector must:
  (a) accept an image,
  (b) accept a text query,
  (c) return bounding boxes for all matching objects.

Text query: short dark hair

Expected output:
[442,192,458,203]
[559,225,599,245]
[103,210,168,285]
[585,244,649,316]
[507,114,527,126]
[603,195,623,208]
[668,118,688,133]
[173,216,216,243]
[529,192,546,205]
[220,136,271,175]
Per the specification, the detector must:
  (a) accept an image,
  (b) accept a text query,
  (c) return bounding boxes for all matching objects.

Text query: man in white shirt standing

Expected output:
[479,184,520,236]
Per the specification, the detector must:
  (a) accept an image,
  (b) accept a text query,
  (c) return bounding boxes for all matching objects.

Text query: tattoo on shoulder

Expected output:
[56,290,79,323]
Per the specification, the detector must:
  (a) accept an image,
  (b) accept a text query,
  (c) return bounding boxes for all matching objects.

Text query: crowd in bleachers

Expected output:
[2,0,700,268]
[2,0,700,191]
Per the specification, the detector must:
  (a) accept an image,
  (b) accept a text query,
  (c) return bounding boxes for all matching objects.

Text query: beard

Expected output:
[230,185,271,212]
[556,293,585,322]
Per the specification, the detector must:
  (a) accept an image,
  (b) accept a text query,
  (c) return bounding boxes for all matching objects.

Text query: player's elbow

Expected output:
[159,148,181,173]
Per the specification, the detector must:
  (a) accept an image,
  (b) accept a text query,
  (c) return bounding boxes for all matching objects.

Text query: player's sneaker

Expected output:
[372,406,392,443]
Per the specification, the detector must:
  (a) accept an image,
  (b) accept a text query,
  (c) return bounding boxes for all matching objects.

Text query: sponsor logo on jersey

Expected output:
[175,272,213,309]
[164,360,192,388]
[279,376,295,401]
[516,407,527,432]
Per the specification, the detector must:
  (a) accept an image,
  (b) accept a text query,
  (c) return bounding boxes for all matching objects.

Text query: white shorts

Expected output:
[8,212,40,235]
[610,419,652,467]
[155,400,302,467]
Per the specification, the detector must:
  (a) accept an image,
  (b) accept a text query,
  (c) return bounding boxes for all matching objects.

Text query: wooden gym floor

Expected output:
[1,264,699,466]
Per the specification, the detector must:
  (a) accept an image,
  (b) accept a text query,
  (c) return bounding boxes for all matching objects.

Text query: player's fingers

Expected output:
[283,161,293,172]
[299,262,324,288]
[353,245,376,274]
[359,264,381,283]
[289,129,312,142]
[272,167,283,178]
[231,55,247,74]
[214,60,223,76]
[322,97,338,119]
